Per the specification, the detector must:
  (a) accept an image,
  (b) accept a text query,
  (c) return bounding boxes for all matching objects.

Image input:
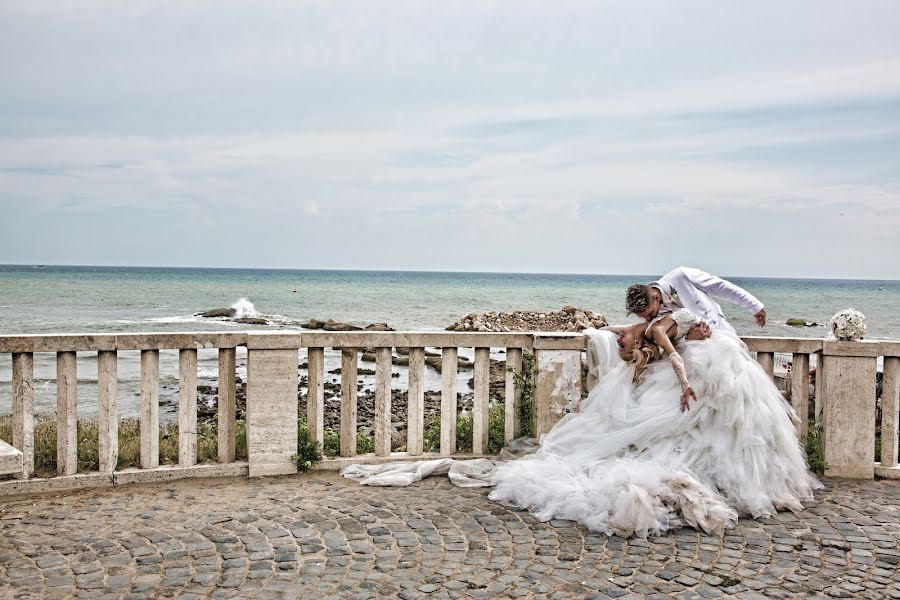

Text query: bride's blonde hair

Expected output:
[623,340,662,383]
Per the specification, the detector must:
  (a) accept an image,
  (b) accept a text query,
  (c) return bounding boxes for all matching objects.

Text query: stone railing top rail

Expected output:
[0,331,897,355]
[0,330,590,353]
[743,336,900,357]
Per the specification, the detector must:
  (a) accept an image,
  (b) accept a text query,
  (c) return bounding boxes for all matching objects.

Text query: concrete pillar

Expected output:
[374,347,392,456]
[881,357,900,468]
[440,347,458,454]
[140,350,160,469]
[56,351,78,476]
[823,353,877,478]
[473,348,490,454]
[815,353,827,422]
[756,352,775,379]
[504,348,522,444]
[406,348,425,455]
[246,347,299,476]
[217,348,237,464]
[12,352,34,479]
[307,347,325,446]
[97,350,118,474]
[340,349,358,458]
[178,349,198,467]
[534,349,582,437]
[790,352,810,439]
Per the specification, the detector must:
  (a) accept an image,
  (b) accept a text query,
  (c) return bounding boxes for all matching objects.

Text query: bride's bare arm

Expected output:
[599,325,629,334]
[647,319,697,411]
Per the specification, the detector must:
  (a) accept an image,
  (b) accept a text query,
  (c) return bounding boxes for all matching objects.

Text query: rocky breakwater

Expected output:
[446,305,607,333]
[302,319,395,332]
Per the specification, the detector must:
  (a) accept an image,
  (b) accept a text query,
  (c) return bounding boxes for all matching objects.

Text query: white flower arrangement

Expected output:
[828,308,867,341]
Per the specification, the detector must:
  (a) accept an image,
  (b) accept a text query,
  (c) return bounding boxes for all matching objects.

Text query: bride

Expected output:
[489,309,820,538]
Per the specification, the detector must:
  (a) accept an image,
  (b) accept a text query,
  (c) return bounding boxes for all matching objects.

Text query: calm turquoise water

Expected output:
[1,265,898,419]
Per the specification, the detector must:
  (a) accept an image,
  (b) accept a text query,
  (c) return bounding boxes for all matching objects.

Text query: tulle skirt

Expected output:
[489,331,820,538]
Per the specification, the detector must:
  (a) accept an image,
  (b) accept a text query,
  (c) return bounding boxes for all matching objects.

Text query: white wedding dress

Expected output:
[489,311,820,538]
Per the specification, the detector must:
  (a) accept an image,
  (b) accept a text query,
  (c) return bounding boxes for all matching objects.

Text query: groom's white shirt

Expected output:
[652,267,764,335]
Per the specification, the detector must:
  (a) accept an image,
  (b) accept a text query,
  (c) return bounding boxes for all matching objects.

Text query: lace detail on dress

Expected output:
[649,309,700,340]
[672,309,700,339]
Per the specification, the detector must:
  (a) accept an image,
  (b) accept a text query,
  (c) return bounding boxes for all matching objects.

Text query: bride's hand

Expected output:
[680,386,696,412]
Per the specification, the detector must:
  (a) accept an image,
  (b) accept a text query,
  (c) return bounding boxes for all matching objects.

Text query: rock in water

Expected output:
[786,318,818,327]
[235,317,268,325]
[197,308,238,318]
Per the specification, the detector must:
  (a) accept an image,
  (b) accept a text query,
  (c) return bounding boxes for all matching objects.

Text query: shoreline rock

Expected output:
[197,308,237,318]
[446,305,607,333]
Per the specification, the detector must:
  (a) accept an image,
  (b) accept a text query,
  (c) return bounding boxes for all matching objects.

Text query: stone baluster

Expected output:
[406,348,425,456]
[473,348,490,454]
[504,348,522,444]
[790,352,810,439]
[12,352,34,479]
[440,347,458,454]
[56,351,78,476]
[756,352,775,379]
[374,347,392,456]
[97,351,118,474]
[140,350,160,469]
[179,349,198,467]
[217,348,236,464]
[340,349,358,457]
[881,357,900,468]
[815,352,827,421]
[307,347,325,446]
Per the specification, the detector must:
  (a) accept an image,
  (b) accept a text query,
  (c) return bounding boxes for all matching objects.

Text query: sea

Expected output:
[1,264,897,421]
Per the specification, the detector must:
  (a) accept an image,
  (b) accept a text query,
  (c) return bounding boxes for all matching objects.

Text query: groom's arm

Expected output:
[675,267,766,324]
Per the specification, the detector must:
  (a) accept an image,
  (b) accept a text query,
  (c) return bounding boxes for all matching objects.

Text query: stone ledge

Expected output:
[315,452,496,471]
[874,463,900,479]
[0,440,23,476]
[742,337,824,354]
[0,462,249,497]
[532,333,586,350]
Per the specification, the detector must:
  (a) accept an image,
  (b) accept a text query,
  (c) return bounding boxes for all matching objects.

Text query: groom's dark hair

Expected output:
[625,284,651,315]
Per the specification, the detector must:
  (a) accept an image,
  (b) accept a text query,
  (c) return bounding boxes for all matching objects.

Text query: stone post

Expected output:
[533,334,585,437]
[178,349,198,467]
[472,347,490,454]
[56,351,78,476]
[881,357,900,468]
[140,350,160,469]
[407,348,425,455]
[97,350,118,474]
[821,341,877,478]
[246,335,300,477]
[217,348,237,464]
[790,352,810,439]
[504,348,523,444]
[12,352,34,479]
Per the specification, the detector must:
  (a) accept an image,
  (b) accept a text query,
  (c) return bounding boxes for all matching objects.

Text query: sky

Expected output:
[1,1,899,279]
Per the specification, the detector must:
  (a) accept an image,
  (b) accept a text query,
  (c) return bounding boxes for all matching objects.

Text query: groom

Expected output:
[625,266,766,336]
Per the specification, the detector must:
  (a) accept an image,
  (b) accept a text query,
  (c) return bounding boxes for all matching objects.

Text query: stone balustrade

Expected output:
[0,331,898,495]
[745,337,900,479]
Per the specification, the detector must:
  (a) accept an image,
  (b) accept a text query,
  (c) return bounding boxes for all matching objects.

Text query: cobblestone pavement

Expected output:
[2,473,900,599]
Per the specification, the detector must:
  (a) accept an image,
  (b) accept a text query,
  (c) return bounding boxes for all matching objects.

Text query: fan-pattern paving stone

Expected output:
[1,474,900,599]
